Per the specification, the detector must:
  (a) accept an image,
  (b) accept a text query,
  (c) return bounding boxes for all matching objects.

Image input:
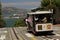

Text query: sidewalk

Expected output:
[54,24,60,27]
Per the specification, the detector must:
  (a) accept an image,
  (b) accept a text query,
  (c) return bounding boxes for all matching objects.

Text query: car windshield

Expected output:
[34,14,53,24]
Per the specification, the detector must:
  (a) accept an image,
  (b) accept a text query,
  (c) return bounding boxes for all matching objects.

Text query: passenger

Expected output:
[34,17,38,22]
[42,17,47,23]
[25,16,32,30]
[25,18,28,26]
[28,16,32,22]
[34,17,42,23]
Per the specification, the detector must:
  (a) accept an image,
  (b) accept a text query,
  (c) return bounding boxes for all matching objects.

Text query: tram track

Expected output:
[14,28,27,40]
[12,28,20,40]
[40,35,56,40]
[8,27,37,40]
[8,28,12,40]
[36,34,59,40]
[8,27,60,40]
[18,27,59,40]
[8,28,17,40]
[18,27,51,40]
[8,27,24,40]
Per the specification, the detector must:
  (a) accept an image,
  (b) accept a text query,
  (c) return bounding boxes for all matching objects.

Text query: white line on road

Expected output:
[56,39,60,40]
[25,33,34,37]
[53,32,60,36]
[44,39,59,40]
[0,31,7,33]
[55,34,60,36]
[0,35,6,40]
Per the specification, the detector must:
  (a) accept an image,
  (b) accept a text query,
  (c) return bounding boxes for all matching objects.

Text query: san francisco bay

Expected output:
[4,18,19,27]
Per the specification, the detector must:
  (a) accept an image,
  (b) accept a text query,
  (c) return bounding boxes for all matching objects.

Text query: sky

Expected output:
[1,0,41,9]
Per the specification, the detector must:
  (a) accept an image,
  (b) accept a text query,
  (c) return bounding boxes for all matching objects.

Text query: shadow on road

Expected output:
[28,31,55,36]
[34,33,55,36]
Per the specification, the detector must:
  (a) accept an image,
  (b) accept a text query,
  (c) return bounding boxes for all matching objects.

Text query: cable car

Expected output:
[26,11,53,34]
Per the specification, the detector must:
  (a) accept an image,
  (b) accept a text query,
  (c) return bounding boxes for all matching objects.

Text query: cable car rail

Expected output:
[7,27,60,40]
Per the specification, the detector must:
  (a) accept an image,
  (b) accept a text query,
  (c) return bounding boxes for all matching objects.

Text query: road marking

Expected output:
[43,39,59,40]
[31,37,37,40]
[25,33,34,37]
[25,33,37,40]
[56,39,59,40]
[53,32,60,36]
[0,31,7,33]
[0,35,6,40]
[43,39,53,40]
[55,34,60,36]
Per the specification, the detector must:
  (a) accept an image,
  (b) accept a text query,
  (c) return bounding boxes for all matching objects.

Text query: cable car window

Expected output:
[34,14,52,24]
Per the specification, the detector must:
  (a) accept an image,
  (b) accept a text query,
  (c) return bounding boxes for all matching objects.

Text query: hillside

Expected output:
[2,7,28,18]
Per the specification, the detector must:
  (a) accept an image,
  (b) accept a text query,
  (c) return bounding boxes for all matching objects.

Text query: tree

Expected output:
[0,1,2,16]
[41,0,60,10]
[0,1,6,27]
[14,18,25,27]
[41,0,60,24]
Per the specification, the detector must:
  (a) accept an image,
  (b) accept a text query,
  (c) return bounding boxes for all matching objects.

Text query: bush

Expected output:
[14,18,25,27]
[0,19,6,27]
[55,20,60,24]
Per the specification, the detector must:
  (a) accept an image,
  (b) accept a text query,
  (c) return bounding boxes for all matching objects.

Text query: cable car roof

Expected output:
[28,11,53,15]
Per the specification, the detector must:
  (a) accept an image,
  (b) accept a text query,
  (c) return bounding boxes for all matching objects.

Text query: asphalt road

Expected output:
[0,25,60,40]
[18,26,60,40]
[0,28,11,40]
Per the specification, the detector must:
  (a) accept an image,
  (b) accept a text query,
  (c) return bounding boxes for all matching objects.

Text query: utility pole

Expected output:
[50,0,51,6]
[49,0,52,11]
[50,0,55,24]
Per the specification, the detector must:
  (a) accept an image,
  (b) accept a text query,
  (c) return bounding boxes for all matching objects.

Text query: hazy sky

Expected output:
[1,0,41,9]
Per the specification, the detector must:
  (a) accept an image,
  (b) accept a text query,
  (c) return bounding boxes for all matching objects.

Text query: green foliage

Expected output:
[0,1,6,27]
[55,20,60,24]
[41,0,60,9]
[31,7,46,12]
[0,19,6,27]
[14,18,25,27]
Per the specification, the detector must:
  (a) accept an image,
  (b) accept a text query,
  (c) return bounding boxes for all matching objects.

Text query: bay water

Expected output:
[4,18,19,28]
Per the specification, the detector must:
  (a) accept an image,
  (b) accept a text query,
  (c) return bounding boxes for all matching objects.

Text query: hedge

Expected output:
[14,18,26,27]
